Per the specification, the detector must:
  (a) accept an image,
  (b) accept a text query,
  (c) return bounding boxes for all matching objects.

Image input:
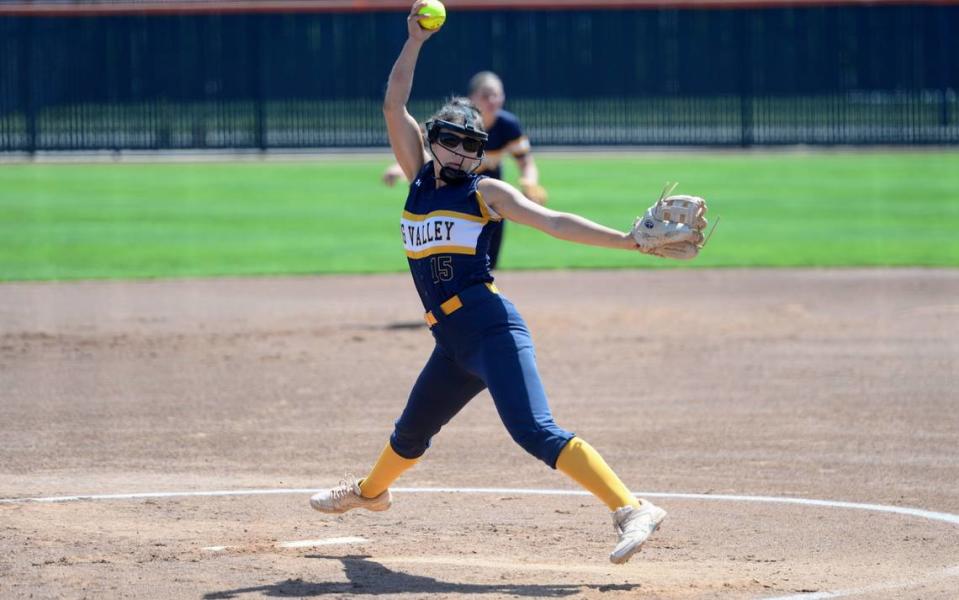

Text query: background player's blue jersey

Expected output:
[473,109,531,270]
[402,162,499,311]
[476,110,529,181]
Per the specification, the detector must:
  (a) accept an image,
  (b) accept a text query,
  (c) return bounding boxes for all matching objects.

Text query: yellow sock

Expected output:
[358,442,419,499]
[555,437,640,511]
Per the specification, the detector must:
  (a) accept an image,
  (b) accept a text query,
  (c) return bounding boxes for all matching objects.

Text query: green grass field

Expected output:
[1,151,957,281]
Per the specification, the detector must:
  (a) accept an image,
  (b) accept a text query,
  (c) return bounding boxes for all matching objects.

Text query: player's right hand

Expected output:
[407,1,438,42]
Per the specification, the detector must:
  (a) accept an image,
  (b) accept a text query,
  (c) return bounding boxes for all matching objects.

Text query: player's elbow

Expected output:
[382,95,405,115]
[382,101,400,115]
[541,212,570,239]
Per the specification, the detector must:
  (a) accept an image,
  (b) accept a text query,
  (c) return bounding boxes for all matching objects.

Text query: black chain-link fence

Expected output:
[1,4,957,151]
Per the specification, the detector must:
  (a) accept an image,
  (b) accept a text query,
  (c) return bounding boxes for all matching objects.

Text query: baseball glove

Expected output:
[519,179,549,206]
[630,183,711,260]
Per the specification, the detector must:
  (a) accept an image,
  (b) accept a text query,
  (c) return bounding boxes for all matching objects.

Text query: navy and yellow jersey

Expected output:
[475,109,531,181]
[402,161,502,311]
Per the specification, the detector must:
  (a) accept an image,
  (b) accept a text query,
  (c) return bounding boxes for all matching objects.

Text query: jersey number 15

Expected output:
[430,256,453,283]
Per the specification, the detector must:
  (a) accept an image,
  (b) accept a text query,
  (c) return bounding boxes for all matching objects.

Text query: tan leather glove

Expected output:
[631,183,711,260]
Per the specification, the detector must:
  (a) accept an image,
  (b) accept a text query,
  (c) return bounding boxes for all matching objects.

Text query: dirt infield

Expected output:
[1,269,958,599]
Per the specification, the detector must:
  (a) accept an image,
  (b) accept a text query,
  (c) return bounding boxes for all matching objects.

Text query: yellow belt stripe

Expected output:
[423,283,499,327]
[405,246,477,259]
[440,295,463,314]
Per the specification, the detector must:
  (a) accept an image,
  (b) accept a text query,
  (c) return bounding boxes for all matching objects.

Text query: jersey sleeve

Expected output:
[497,111,532,157]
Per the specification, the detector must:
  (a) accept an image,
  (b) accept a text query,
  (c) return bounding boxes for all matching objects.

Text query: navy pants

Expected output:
[390,284,574,468]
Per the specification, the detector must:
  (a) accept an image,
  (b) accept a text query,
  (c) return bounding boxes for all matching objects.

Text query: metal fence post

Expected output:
[18,17,37,154]
[938,6,951,134]
[739,9,754,147]
[250,15,266,151]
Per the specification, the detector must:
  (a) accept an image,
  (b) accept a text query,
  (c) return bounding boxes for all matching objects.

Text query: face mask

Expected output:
[429,138,480,185]
[438,164,470,185]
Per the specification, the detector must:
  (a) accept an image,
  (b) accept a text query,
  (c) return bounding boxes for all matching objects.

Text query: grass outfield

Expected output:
[1,151,957,281]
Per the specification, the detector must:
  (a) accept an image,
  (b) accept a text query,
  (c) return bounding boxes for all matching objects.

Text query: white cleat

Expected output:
[609,500,667,564]
[309,477,392,514]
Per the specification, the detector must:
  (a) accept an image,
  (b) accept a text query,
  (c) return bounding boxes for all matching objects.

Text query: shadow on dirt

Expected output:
[380,321,426,330]
[202,554,640,597]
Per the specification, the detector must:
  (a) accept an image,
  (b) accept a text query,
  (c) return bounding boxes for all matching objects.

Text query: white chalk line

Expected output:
[3,486,958,600]
[0,487,319,504]
[3,486,959,527]
[277,536,368,549]
[202,536,368,552]
[7,486,958,526]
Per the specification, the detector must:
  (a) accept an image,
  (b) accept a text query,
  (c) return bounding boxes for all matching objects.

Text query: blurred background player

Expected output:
[382,71,547,270]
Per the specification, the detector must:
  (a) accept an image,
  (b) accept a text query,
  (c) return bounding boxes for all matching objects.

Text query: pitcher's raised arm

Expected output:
[383,1,437,182]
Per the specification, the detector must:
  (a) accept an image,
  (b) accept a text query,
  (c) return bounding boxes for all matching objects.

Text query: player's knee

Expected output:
[390,426,431,459]
[506,423,571,466]
[512,434,544,461]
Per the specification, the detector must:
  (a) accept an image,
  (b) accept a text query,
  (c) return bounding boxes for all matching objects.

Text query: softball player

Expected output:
[311,1,666,565]
[383,71,546,270]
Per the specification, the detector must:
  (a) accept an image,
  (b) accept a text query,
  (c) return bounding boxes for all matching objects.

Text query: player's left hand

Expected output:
[629,183,711,260]
[383,164,406,187]
[519,179,548,205]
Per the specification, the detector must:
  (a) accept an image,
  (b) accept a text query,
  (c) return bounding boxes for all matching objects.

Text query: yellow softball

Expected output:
[417,0,446,31]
